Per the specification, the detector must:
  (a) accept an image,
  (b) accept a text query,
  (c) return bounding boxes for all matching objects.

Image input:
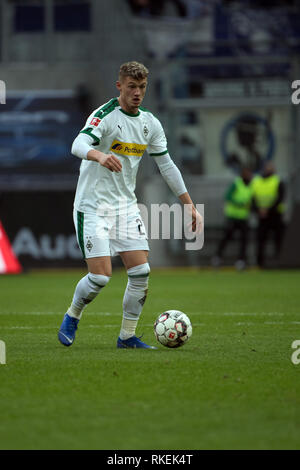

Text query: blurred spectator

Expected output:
[127,0,152,17]
[184,0,220,17]
[128,0,187,17]
[212,167,253,270]
[128,0,222,18]
[252,161,286,268]
[223,0,297,7]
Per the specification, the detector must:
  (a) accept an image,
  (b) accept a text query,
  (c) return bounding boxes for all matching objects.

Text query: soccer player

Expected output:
[58,61,203,349]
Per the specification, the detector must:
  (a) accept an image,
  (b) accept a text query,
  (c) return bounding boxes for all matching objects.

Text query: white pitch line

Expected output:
[0,312,57,316]
[1,325,117,330]
[0,311,290,317]
[1,326,57,330]
[192,312,286,317]
[0,311,117,316]
[3,320,299,331]
[264,321,300,325]
[235,321,300,326]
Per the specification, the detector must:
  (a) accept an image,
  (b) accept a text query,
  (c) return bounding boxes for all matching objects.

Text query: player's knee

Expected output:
[127,263,150,299]
[88,273,110,292]
[127,262,150,286]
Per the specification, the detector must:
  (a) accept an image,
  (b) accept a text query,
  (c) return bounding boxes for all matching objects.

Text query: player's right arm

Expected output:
[71,133,122,173]
[71,107,122,172]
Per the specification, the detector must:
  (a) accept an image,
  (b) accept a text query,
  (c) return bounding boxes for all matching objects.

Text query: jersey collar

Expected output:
[119,108,140,117]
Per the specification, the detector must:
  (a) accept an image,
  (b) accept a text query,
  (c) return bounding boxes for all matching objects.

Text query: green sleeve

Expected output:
[79,128,100,146]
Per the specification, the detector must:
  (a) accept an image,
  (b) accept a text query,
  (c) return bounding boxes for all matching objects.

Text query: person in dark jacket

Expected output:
[212,167,253,270]
[252,161,285,268]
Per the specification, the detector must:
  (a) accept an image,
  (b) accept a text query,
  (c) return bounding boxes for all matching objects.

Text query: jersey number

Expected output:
[136,218,145,236]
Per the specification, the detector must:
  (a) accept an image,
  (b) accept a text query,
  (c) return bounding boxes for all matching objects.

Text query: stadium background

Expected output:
[1,0,300,270]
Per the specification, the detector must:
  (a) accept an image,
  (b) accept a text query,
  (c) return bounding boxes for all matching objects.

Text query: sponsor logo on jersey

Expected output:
[111,142,123,151]
[110,140,147,157]
[90,117,101,127]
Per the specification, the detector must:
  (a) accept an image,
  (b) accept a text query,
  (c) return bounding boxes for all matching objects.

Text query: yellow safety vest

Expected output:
[225,177,253,220]
[252,174,284,213]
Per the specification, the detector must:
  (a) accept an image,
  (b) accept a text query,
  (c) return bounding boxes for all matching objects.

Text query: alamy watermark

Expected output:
[95,200,204,251]
[0,340,6,365]
[291,80,300,104]
[0,80,6,104]
[291,340,300,365]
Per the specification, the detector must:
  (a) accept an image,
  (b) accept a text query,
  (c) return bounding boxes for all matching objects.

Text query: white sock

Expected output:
[119,263,150,339]
[119,318,138,340]
[67,273,110,320]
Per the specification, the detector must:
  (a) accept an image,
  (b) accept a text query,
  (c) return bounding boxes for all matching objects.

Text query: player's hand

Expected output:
[97,153,122,172]
[87,149,122,172]
[187,206,203,234]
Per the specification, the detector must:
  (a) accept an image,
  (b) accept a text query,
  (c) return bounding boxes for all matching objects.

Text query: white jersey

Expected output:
[73,97,168,215]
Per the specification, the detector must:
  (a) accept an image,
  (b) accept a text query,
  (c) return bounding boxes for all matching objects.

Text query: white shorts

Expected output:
[73,208,149,258]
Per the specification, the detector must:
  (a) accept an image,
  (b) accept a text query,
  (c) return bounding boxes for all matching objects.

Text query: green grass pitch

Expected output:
[0,267,299,450]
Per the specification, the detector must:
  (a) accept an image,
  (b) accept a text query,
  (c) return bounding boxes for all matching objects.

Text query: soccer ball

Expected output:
[154,310,192,348]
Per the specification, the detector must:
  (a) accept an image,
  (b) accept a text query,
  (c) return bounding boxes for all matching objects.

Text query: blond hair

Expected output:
[119,61,149,81]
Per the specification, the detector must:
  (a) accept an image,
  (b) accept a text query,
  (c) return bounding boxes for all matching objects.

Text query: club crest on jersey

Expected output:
[90,117,101,127]
[143,124,149,137]
[86,238,93,252]
[110,140,147,157]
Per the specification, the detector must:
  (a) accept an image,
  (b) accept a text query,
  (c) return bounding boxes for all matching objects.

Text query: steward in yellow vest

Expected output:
[252,162,285,268]
[224,175,253,220]
[252,173,285,216]
[212,167,253,270]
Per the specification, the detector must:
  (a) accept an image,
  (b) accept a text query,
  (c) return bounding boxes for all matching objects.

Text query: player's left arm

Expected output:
[149,117,202,233]
[154,153,203,234]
